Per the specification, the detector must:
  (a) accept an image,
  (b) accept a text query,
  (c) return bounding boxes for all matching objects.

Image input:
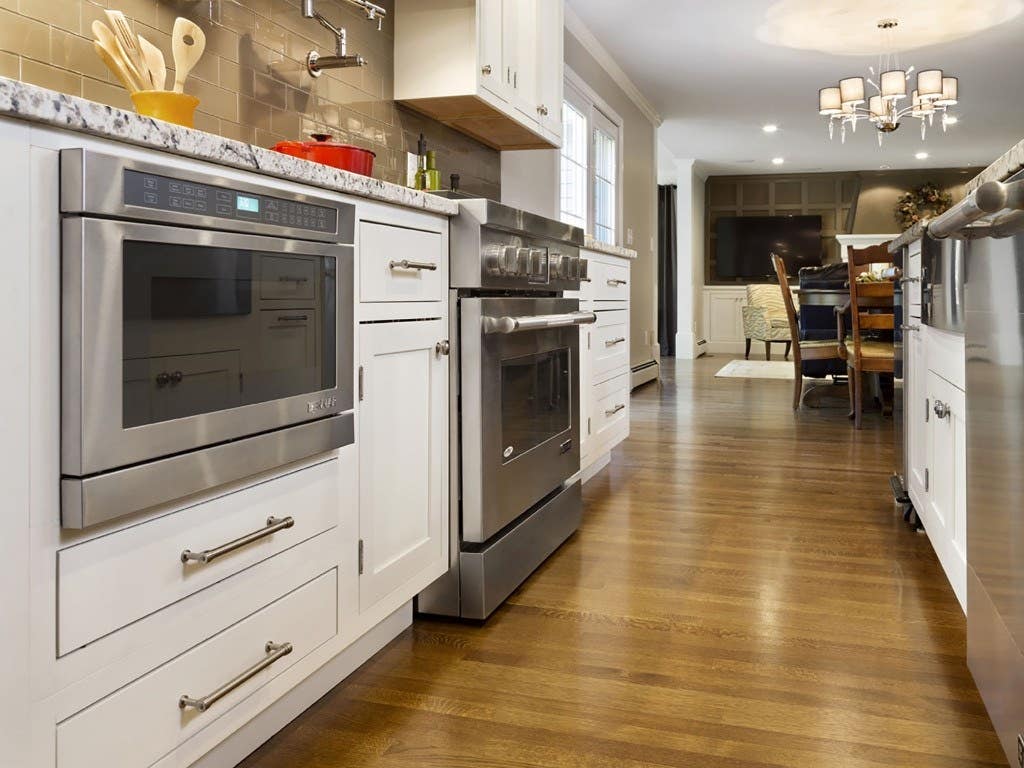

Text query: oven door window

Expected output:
[500,348,570,463]
[122,241,336,428]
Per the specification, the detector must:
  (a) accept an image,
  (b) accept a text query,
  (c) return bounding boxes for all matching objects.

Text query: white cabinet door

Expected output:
[906,327,928,508]
[706,292,744,346]
[533,0,563,140]
[478,0,508,101]
[924,370,967,608]
[502,0,538,120]
[358,320,447,611]
[579,307,593,461]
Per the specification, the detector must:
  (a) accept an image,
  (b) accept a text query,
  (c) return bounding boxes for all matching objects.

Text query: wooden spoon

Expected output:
[92,39,138,93]
[171,17,206,94]
[137,34,166,91]
[92,20,147,91]
[104,10,149,89]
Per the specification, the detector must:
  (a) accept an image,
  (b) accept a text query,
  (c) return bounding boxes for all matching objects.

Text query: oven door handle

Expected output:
[483,311,597,334]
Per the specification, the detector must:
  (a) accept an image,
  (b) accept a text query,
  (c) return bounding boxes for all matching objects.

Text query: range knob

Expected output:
[578,258,589,282]
[499,245,518,274]
[550,253,564,279]
[514,247,531,276]
[483,244,504,276]
[566,255,580,280]
[529,248,546,277]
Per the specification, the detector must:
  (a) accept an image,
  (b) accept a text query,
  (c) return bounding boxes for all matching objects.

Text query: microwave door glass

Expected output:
[499,348,571,463]
[121,240,336,428]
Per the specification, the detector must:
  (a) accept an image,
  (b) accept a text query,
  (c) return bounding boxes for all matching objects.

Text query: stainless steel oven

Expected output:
[60,149,355,529]
[460,296,588,543]
[418,196,591,620]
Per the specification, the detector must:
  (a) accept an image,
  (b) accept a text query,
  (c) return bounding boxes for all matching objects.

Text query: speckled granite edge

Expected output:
[888,222,927,253]
[583,236,637,259]
[0,76,459,217]
[965,137,1024,194]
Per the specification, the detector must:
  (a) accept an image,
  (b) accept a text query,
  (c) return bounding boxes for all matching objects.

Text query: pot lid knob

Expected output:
[310,133,334,143]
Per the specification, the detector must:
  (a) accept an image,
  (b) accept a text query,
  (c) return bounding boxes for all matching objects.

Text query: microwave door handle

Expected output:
[483,311,597,334]
[928,179,1024,239]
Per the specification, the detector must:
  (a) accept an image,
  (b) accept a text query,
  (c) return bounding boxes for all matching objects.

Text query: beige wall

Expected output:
[563,30,658,369]
[0,0,500,196]
[853,168,977,233]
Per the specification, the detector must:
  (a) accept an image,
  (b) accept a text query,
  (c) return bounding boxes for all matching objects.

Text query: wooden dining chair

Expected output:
[837,243,895,429]
[771,254,844,410]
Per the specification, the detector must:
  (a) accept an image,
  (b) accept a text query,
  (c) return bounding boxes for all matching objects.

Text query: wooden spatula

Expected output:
[171,17,206,94]
[137,34,166,91]
[92,39,139,92]
[104,10,149,88]
[92,20,147,91]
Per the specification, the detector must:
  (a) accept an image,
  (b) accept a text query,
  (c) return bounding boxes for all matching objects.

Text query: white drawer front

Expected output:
[360,221,444,303]
[591,310,629,384]
[590,259,629,302]
[57,459,340,656]
[592,373,630,447]
[926,326,966,391]
[57,570,337,768]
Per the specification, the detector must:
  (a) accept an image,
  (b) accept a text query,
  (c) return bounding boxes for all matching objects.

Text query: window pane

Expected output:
[593,126,616,244]
[559,101,587,229]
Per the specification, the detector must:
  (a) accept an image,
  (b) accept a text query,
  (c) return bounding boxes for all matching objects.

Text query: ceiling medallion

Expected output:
[817,19,960,147]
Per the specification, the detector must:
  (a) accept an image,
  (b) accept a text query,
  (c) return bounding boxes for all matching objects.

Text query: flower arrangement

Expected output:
[895,182,954,230]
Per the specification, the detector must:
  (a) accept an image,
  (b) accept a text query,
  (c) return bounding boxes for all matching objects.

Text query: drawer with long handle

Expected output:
[589,259,630,302]
[591,310,629,384]
[591,372,630,451]
[360,220,444,303]
[57,458,340,656]
[56,570,337,768]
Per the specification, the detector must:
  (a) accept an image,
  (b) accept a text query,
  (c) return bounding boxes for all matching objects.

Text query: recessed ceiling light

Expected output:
[762,123,779,133]
[915,151,929,160]
[772,157,785,165]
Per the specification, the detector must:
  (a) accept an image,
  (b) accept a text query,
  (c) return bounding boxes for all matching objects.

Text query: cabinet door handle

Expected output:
[933,400,950,419]
[389,259,437,271]
[605,337,626,347]
[435,340,450,357]
[607,278,627,286]
[481,64,492,75]
[513,70,518,88]
[179,641,293,713]
[605,403,626,416]
[537,104,548,116]
[900,324,920,332]
[181,516,295,565]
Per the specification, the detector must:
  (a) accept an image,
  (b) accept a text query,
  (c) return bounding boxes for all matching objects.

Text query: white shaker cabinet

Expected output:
[394,0,562,150]
[357,320,448,612]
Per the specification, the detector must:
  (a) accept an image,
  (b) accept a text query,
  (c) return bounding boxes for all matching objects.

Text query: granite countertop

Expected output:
[583,236,637,259]
[0,77,459,217]
[889,135,1024,253]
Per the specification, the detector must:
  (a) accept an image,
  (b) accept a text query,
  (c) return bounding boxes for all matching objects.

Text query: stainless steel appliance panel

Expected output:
[459,296,584,543]
[62,217,353,477]
[922,234,967,333]
[965,226,1024,765]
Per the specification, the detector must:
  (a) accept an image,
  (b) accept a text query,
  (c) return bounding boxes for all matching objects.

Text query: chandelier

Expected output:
[817,19,960,146]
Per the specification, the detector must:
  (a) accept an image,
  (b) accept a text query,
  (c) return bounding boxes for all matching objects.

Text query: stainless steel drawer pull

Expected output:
[179,641,293,713]
[181,516,295,565]
[605,337,626,347]
[900,324,920,332]
[607,278,627,286]
[933,400,950,419]
[605,403,626,416]
[389,259,437,271]
[483,311,597,334]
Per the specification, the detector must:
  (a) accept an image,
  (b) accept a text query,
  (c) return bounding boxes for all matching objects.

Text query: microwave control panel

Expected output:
[123,170,339,234]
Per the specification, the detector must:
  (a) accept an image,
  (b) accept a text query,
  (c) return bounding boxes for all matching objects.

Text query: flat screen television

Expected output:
[714,215,823,280]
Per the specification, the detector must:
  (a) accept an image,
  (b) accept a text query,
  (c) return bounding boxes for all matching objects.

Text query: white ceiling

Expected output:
[566,0,1024,175]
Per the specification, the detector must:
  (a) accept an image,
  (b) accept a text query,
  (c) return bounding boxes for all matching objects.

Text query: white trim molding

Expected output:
[564,5,663,127]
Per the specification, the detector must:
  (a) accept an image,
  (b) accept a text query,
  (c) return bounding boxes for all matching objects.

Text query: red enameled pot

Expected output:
[272,133,376,177]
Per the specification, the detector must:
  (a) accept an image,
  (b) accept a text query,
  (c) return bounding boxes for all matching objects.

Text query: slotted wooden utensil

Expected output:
[92,20,147,91]
[137,34,167,91]
[92,39,138,92]
[103,10,150,88]
[171,17,206,94]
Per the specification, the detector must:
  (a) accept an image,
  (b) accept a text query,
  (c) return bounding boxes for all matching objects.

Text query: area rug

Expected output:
[714,359,795,380]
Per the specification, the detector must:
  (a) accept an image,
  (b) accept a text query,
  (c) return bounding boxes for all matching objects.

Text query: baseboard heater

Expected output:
[631,359,660,389]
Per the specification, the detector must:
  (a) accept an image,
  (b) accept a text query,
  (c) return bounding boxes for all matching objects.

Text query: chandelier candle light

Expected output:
[817,19,959,146]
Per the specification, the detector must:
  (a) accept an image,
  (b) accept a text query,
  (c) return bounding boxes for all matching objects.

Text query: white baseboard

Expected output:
[631,360,659,388]
[581,451,611,483]
[192,603,413,768]
[675,330,707,359]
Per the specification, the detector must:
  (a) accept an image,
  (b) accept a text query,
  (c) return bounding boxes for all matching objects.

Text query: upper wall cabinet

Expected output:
[394,0,563,150]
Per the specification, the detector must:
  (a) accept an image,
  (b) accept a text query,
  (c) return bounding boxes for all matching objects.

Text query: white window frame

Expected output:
[560,66,624,246]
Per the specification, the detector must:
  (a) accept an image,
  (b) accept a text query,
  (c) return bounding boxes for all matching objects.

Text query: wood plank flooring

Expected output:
[239,356,1005,768]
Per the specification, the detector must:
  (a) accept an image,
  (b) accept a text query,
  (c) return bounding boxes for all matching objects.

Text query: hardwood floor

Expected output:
[239,356,1005,768]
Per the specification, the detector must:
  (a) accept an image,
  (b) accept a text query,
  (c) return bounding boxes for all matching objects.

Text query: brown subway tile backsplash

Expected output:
[4,0,500,194]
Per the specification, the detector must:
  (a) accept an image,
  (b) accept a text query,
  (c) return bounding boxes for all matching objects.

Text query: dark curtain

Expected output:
[657,185,678,357]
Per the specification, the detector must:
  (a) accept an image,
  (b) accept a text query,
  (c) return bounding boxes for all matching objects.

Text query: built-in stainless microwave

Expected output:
[60,149,355,529]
